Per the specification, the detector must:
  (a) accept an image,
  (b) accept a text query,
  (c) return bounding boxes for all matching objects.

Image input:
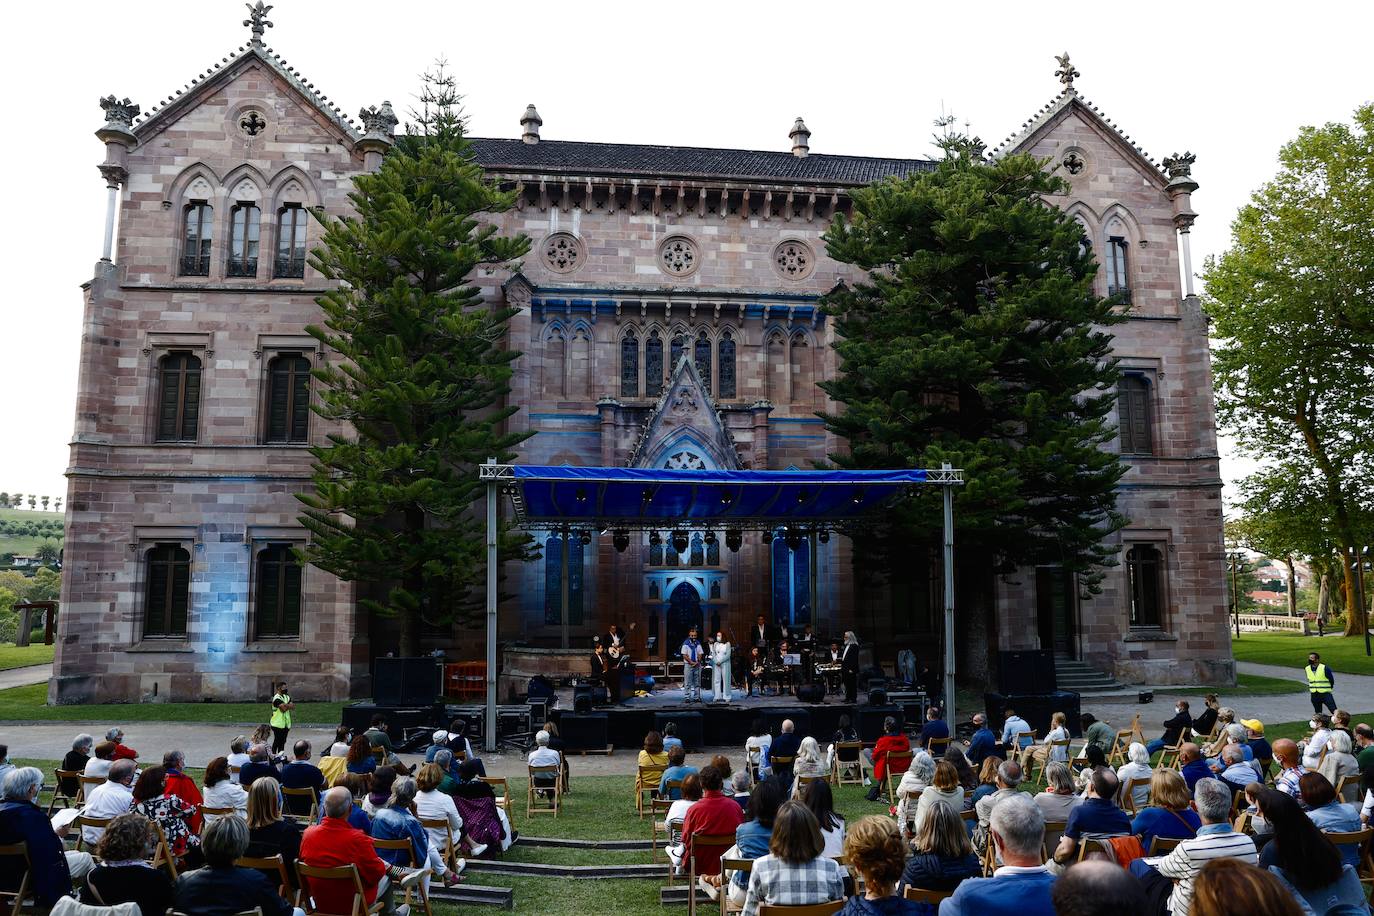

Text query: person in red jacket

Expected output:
[106,728,139,761]
[679,765,745,894]
[864,717,911,801]
[300,787,410,915]
[161,750,204,836]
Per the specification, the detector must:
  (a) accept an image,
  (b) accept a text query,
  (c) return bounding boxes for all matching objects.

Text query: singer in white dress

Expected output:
[710,632,733,705]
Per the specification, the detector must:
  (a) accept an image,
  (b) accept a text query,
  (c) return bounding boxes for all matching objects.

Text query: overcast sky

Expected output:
[2,0,1369,505]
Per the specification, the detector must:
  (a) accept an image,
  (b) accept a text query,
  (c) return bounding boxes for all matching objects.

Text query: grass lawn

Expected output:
[1232,672,1304,695]
[0,642,54,670]
[1231,631,1374,673]
[0,683,344,724]
[1264,713,1374,745]
[435,875,666,915]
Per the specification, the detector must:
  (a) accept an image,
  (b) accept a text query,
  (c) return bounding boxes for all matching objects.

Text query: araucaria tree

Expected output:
[299,65,532,654]
[821,140,1128,593]
[1205,103,1374,637]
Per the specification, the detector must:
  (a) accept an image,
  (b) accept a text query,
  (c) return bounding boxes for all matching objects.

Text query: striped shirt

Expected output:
[741,854,845,916]
[1276,764,1308,803]
[1154,824,1257,916]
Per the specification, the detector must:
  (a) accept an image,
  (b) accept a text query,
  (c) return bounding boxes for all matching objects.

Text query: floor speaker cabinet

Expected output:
[858,705,903,743]
[341,703,437,741]
[997,650,1057,695]
[374,657,439,707]
[763,708,812,741]
[654,711,704,750]
[559,712,609,751]
[983,691,1082,739]
[794,683,826,704]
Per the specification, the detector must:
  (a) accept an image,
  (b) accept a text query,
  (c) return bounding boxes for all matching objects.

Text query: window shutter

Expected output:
[282,553,302,637]
[157,361,182,442]
[146,550,169,634]
[180,358,201,441]
[290,361,310,442]
[267,359,290,442]
[169,554,190,635]
[1119,377,1153,455]
[256,549,280,637]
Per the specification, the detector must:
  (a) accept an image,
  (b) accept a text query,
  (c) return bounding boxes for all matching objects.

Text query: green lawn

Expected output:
[1264,713,1374,744]
[0,642,54,670]
[0,683,344,724]
[1231,631,1374,673]
[1231,672,1304,695]
[0,506,64,556]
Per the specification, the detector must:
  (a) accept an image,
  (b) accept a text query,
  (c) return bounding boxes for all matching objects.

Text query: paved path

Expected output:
[0,662,51,690]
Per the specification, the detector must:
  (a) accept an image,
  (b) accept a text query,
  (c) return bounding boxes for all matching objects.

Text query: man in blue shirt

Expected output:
[1052,768,1131,864]
[1000,709,1034,754]
[917,706,950,749]
[967,713,997,766]
[939,793,1056,916]
[1178,743,1212,793]
[1242,719,1272,771]
[658,745,698,799]
[280,739,328,816]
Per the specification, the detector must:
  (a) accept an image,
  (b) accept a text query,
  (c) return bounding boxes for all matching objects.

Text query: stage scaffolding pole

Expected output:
[942,462,957,726]
[560,524,571,650]
[484,458,499,754]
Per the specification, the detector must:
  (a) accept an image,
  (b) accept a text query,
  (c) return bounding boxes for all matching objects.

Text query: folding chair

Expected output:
[1334,775,1362,804]
[372,837,433,916]
[1324,828,1373,900]
[1148,836,1184,855]
[0,842,31,916]
[236,854,294,901]
[927,736,951,757]
[662,778,684,801]
[1014,731,1037,760]
[1120,777,1151,815]
[757,903,843,915]
[649,797,676,865]
[198,804,235,833]
[769,755,796,784]
[370,746,386,765]
[636,764,666,816]
[661,817,686,883]
[1107,729,1134,766]
[1028,740,1070,787]
[478,776,512,820]
[78,775,107,803]
[148,820,178,878]
[281,786,319,822]
[1041,820,1067,863]
[794,774,827,797]
[1157,745,1182,771]
[719,857,754,916]
[831,742,865,786]
[903,887,954,907]
[980,830,998,875]
[295,861,387,916]
[49,769,81,815]
[527,764,562,817]
[230,765,242,780]
[73,814,113,853]
[1076,834,1127,862]
[884,752,913,807]
[418,816,459,873]
[687,833,737,916]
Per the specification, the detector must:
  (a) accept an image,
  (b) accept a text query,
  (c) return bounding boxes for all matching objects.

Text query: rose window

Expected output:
[659,236,699,277]
[773,240,813,280]
[541,233,583,273]
[664,451,707,470]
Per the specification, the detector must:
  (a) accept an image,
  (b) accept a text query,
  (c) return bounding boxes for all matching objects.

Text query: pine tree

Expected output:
[820,138,1128,594]
[298,63,533,654]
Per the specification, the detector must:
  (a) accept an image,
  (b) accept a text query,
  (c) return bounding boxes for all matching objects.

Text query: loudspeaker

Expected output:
[560,712,609,750]
[573,683,593,714]
[527,676,557,702]
[997,650,1057,695]
[857,705,902,743]
[794,683,825,704]
[655,711,704,750]
[984,691,1082,739]
[374,657,438,706]
[341,703,437,742]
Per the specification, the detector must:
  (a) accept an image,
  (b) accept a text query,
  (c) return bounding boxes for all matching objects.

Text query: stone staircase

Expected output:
[1054,654,1128,694]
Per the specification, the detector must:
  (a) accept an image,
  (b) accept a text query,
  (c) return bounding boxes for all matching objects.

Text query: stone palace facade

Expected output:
[52,14,1230,703]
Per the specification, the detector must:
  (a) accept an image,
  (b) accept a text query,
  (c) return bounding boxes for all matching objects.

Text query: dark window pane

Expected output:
[670,334,685,374]
[156,352,201,443]
[694,333,712,391]
[256,544,302,638]
[1127,544,1162,627]
[144,544,190,637]
[621,334,639,398]
[645,332,664,397]
[1118,376,1153,455]
[1107,237,1130,302]
[266,354,310,443]
[227,204,260,277]
[718,333,736,399]
[275,206,307,278]
[689,533,705,567]
[181,203,212,276]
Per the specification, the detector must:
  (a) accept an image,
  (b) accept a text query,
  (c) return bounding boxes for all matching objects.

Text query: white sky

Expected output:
[3,0,1370,504]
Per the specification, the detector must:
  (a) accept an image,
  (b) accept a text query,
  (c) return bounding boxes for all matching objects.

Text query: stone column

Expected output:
[749,399,773,468]
[1164,153,1200,297]
[95,96,139,263]
[356,101,398,171]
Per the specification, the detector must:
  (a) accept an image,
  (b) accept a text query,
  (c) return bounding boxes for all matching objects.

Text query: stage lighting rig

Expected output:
[725,529,742,552]
[671,530,690,554]
[612,530,630,552]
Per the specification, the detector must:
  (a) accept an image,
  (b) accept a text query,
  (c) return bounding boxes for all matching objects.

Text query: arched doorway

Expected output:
[667,582,704,656]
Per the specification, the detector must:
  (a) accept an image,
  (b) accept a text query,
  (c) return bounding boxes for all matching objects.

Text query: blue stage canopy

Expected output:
[492,465,958,529]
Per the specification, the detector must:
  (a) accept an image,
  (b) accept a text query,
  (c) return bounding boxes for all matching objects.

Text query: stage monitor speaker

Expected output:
[794,683,825,704]
[997,650,1057,695]
[560,712,609,751]
[374,657,438,706]
[654,711,704,750]
[341,703,437,742]
[858,705,902,743]
[573,683,593,714]
[527,676,557,703]
[867,686,888,706]
[983,691,1082,739]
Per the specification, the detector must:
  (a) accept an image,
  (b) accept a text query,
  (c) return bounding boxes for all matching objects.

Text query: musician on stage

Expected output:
[590,640,617,705]
[681,626,704,703]
[750,614,777,649]
[603,622,634,705]
[841,630,861,703]
[796,623,816,684]
[776,638,799,693]
[710,629,733,705]
[818,639,844,695]
[604,623,628,653]
[746,646,766,697]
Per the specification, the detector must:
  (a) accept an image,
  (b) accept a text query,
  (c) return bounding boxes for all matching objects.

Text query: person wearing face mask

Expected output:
[1301,713,1333,770]
[710,630,733,705]
[1146,700,1192,757]
[1304,651,1337,715]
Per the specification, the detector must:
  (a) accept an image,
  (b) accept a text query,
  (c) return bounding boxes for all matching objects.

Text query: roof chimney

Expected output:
[789,117,810,158]
[521,104,542,144]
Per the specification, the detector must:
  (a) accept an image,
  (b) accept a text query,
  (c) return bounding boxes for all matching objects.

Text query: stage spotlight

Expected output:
[612,530,630,553]
[725,529,742,552]
[818,529,830,544]
[577,530,592,545]
[763,529,776,545]
[671,530,689,554]
[704,530,717,546]
[575,488,588,503]
[785,528,803,551]
[649,531,662,547]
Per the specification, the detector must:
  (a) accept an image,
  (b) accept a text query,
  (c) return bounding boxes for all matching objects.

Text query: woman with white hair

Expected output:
[527,730,562,799]
[1303,713,1334,770]
[61,733,94,798]
[791,737,826,792]
[895,751,936,832]
[1115,742,1153,810]
[1318,729,1360,790]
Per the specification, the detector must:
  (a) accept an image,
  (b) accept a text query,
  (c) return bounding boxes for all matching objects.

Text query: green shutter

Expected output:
[290,359,310,442]
[145,550,169,634]
[157,361,181,442]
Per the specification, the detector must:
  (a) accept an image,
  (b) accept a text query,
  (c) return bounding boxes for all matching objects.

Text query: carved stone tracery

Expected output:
[542,232,584,273]
[659,236,699,277]
[772,240,813,280]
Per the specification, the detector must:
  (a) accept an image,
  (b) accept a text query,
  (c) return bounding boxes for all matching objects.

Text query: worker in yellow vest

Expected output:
[1305,652,1336,715]
[270,680,294,754]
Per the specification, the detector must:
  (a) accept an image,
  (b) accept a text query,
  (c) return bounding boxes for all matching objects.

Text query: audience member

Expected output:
[1251,788,1367,914]
[1201,708,1237,759]
[865,717,912,801]
[1302,714,1334,770]
[966,713,997,766]
[658,744,698,799]
[802,778,846,858]
[1049,860,1147,916]
[1146,699,1193,756]
[332,773,373,831]
[740,801,844,916]
[202,756,248,820]
[1242,719,1273,772]
[1116,742,1154,810]
[364,714,401,767]
[1128,777,1257,916]
[528,730,562,800]
[826,713,861,774]
[81,813,174,916]
[730,771,752,811]
[899,800,979,905]
[107,728,139,761]
[1294,773,1362,867]
[914,759,964,836]
[1053,767,1130,864]
[61,733,94,796]
[173,815,294,916]
[1188,858,1304,916]
[1024,712,1070,769]
[373,775,460,890]
[746,719,773,780]
[1132,768,1201,850]
[1079,713,1115,757]
[943,746,977,793]
[325,725,351,758]
[132,765,200,862]
[238,743,283,786]
[244,776,303,888]
[1192,694,1221,740]
[541,720,571,792]
[1332,709,1353,739]
[301,787,406,915]
[1033,762,1082,823]
[665,772,705,869]
[713,775,787,905]
[972,756,1002,805]
[1354,724,1374,799]
[1217,745,1261,796]
[662,721,684,754]
[939,794,1055,916]
[82,757,137,846]
[999,709,1034,756]
[639,730,670,789]
[1,766,94,909]
[281,740,328,809]
[770,720,802,780]
[973,759,1023,856]
[346,735,379,776]
[227,736,251,781]
[364,766,397,815]
[840,815,919,915]
[1179,742,1212,793]
[896,752,936,832]
[1272,738,1308,804]
[445,758,514,852]
[85,740,117,778]
[1318,730,1360,790]
[680,765,745,893]
[793,737,826,785]
[918,707,951,749]
[416,763,476,864]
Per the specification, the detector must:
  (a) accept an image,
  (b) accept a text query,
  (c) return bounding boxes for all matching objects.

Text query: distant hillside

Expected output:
[0,508,64,557]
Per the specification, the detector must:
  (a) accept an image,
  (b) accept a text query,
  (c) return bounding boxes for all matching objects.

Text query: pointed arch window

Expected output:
[156,351,202,443]
[1106,236,1130,303]
[255,543,302,638]
[765,331,787,403]
[694,330,712,392]
[718,330,737,399]
[1117,374,1153,455]
[670,332,686,373]
[789,332,813,403]
[275,204,307,278]
[1126,543,1164,628]
[645,330,664,397]
[180,201,213,276]
[144,544,190,637]
[706,536,721,567]
[621,330,639,398]
[689,533,706,567]
[543,533,584,626]
[266,353,311,443]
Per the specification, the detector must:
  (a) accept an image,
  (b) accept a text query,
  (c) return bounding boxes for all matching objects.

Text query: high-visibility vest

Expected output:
[270,692,292,729]
[1305,664,1332,693]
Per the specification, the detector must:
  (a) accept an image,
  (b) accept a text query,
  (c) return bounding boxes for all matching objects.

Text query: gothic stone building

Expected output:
[52,22,1230,704]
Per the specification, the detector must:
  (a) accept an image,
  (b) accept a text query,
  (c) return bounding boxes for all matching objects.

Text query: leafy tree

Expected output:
[33,541,60,566]
[1205,104,1374,636]
[820,136,1127,601]
[54,497,62,513]
[298,63,533,655]
[0,493,9,508]
[40,496,49,511]
[10,494,21,510]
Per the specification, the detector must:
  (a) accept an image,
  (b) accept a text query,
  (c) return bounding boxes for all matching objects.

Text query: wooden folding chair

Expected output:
[1157,745,1182,771]
[230,765,242,780]
[1107,729,1134,766]
[884,752,913,807]
[78,774,107,803]
[981,830,998,875]
[372,837,433,916]
[769,755,796,783]
[1013,731,1037,760]
[370,746,386,765]
[1028,740,1070,787]
[1325,828,1373,900]
[1076,834,1127,862]
[148,820,178,878]
[793,774,827,797]
[927,736,951,757]
[649,797,676,865]
[831,742,865,786]
[687,833,737,916]
[236,854,293,900]
[527,764,562,817]
[903,886,954,907]
[296,861,387,916]
[281,786,320,822]
[1334,775,1362,804]
[49,769,81,815]
[758,903,843,915]
[662,778,684,801]
[419,816,459,873]
[0,842,31,916]
[1041,820,1067,863]
[1120,777,1151,815]
[636,764,666,816]
[477,776,512,820]
[198,804,235,833]
[720,857,754,916]
[73,814,113,853]
[1148,836,1184,856]
[661,816,686,884]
